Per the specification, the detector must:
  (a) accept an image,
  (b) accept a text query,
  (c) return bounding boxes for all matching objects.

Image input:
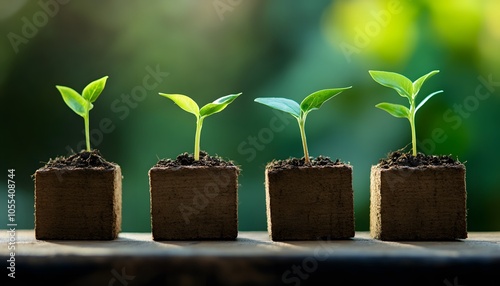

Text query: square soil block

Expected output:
[34,166,122,240]
[370,165,467,241]
[149,166,239,240]
[265,163,355,241]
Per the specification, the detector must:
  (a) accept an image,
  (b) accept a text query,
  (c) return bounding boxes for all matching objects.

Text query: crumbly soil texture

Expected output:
[155,151,236,168]
[377,151,463,169]
[267,156,346,170]
[41,149,116,170]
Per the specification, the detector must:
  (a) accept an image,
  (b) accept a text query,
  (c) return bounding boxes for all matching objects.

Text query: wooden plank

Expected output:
[2,230,500,285]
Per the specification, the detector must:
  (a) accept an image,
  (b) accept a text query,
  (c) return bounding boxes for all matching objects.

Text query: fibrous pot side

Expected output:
[370,151,467,241]
[149,152,240,240]
[265,156,355,241]
[34,150,122,240]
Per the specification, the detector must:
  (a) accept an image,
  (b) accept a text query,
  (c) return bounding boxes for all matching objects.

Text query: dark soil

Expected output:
[154,151,237,168]
[41,149,116,170]
[266,156,346,170]
[377,151,464,169]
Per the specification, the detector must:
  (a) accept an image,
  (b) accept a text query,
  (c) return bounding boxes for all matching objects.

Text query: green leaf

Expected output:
[369,70,413,100]
[82,76,108,103]
[56,85,90,117]
[159,93,200,117]
[375,102,410,119]
[254,97,301,119]
[415,90,443,113]
[200,93,242,118]
[300,87,351,115]
[412,70,439,99]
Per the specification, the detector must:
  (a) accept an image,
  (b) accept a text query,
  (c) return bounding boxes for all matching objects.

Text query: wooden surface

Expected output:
[2,230,500,285]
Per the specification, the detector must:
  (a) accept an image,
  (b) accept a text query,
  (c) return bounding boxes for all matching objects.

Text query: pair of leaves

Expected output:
[253,87,352,120]
[56,76,109,117]
[159,92,242,119]
[369,70,439,101]
[369,70,442,119]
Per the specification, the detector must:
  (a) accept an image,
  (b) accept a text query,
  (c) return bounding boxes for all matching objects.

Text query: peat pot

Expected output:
[370,152,467,241]
[149,152,240,240]
[265,157,355,241]
[34,150,122,240]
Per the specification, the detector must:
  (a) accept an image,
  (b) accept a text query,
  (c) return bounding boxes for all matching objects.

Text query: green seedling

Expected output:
[159,92,242,161]
[56,76,109,152]
[254,87,351,165]
[369,70,443,156]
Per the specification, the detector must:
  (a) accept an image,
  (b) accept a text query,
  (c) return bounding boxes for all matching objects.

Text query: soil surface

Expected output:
[41,149,116,170]
[154,151,237,168]
[266,156,346,170]
[377,151,463,169]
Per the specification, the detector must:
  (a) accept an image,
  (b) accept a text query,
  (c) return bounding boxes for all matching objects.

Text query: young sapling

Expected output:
[56,76,109,152]
[254,87,351,164]
[159,92,242,161]
[369,70,443,156]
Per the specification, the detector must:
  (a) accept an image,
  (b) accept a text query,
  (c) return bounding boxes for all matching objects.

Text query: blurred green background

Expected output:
[1,0,499,232]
